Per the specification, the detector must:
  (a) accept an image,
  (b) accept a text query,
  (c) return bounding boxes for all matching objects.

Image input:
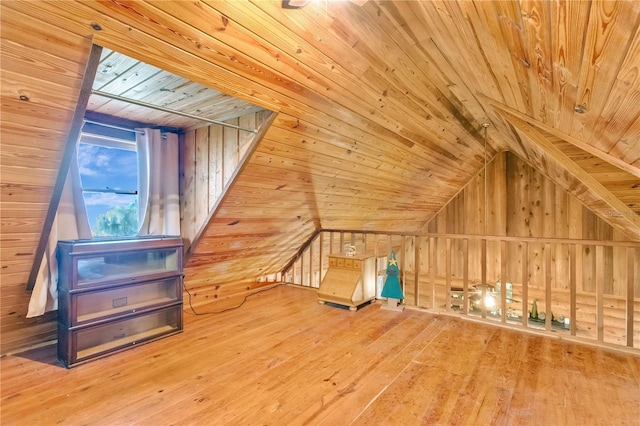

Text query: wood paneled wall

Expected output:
[0,5,93,355]
[426,151,629,240]
[179,111,271,253]
[424,151,633,295]
[179,110,275,312]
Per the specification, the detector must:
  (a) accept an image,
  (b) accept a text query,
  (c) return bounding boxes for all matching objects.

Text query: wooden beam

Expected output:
[26,43,102,291]
[485,98,640,179]
[496,109,640,240]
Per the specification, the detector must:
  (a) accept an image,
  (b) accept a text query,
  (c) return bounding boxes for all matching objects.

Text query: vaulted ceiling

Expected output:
[2,1,639,317]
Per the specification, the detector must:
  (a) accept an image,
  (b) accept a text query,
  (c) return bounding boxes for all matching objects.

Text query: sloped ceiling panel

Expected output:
[88,48,266,129]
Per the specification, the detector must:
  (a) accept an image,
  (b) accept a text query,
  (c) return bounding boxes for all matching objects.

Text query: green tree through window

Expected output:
[93,200,139,237]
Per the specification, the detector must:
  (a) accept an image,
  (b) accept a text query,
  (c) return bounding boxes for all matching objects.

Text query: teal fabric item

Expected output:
[381,250,404,300]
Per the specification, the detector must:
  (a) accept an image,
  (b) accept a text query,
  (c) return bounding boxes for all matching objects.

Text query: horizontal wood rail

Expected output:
[320,229,640,248]
[280,231,639,352]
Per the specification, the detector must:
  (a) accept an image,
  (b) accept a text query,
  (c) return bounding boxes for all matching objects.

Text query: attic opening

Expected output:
[26,44,271,292]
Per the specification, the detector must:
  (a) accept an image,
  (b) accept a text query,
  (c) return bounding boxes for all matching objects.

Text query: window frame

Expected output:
[78,122,141,237]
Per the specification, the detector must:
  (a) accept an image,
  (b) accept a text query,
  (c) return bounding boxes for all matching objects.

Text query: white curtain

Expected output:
[136,129,181,236]
[27,151,92,317]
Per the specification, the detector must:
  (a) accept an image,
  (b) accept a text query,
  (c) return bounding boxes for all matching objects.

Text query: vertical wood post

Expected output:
[463,238,469,315]
[430,236,436,309]
[374,235,380,297]
[570,244,577,336]
[318,232,324,287]
[522,241,528,328]
[401,235,406,299]
[545,243,552,331]
[293,258,298,285]
[415,237,420,307]
[627,247,635,348]
[501,240,507,323]
[596,245,604,342]
[300,250,305,287]
[308,238,313,287]
[481,238,487,319]
[445,238,451,311]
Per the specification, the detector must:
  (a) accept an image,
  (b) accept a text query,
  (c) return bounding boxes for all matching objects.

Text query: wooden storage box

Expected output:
[317,254,376,311]
[57,236,184,367]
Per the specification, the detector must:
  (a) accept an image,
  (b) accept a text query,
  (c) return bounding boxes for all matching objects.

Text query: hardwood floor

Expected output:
[2,285,639,425]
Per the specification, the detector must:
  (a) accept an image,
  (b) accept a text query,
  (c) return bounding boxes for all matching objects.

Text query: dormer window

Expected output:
[78,121,138,237]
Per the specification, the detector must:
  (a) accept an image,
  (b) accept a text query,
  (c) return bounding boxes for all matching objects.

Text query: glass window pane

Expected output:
[78,143,139,236]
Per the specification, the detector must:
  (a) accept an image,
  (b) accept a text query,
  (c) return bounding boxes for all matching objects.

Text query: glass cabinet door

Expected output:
[74,277,181,325]
[75,248,181,288]
[57,236,184,367]
[73,306,182,363]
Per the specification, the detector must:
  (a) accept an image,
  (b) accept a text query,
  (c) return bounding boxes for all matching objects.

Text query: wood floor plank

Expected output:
[310,315,449,425]
[85,288,341,425]
[1,285,639,425]
[176,304,389,425]
[350,319,492,424]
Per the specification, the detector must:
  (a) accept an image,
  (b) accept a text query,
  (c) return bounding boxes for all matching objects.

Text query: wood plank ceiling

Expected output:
[88,47,266,129]
[1,1,639,350]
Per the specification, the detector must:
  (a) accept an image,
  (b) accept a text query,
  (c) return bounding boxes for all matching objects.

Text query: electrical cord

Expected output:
[182,281,285,315]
